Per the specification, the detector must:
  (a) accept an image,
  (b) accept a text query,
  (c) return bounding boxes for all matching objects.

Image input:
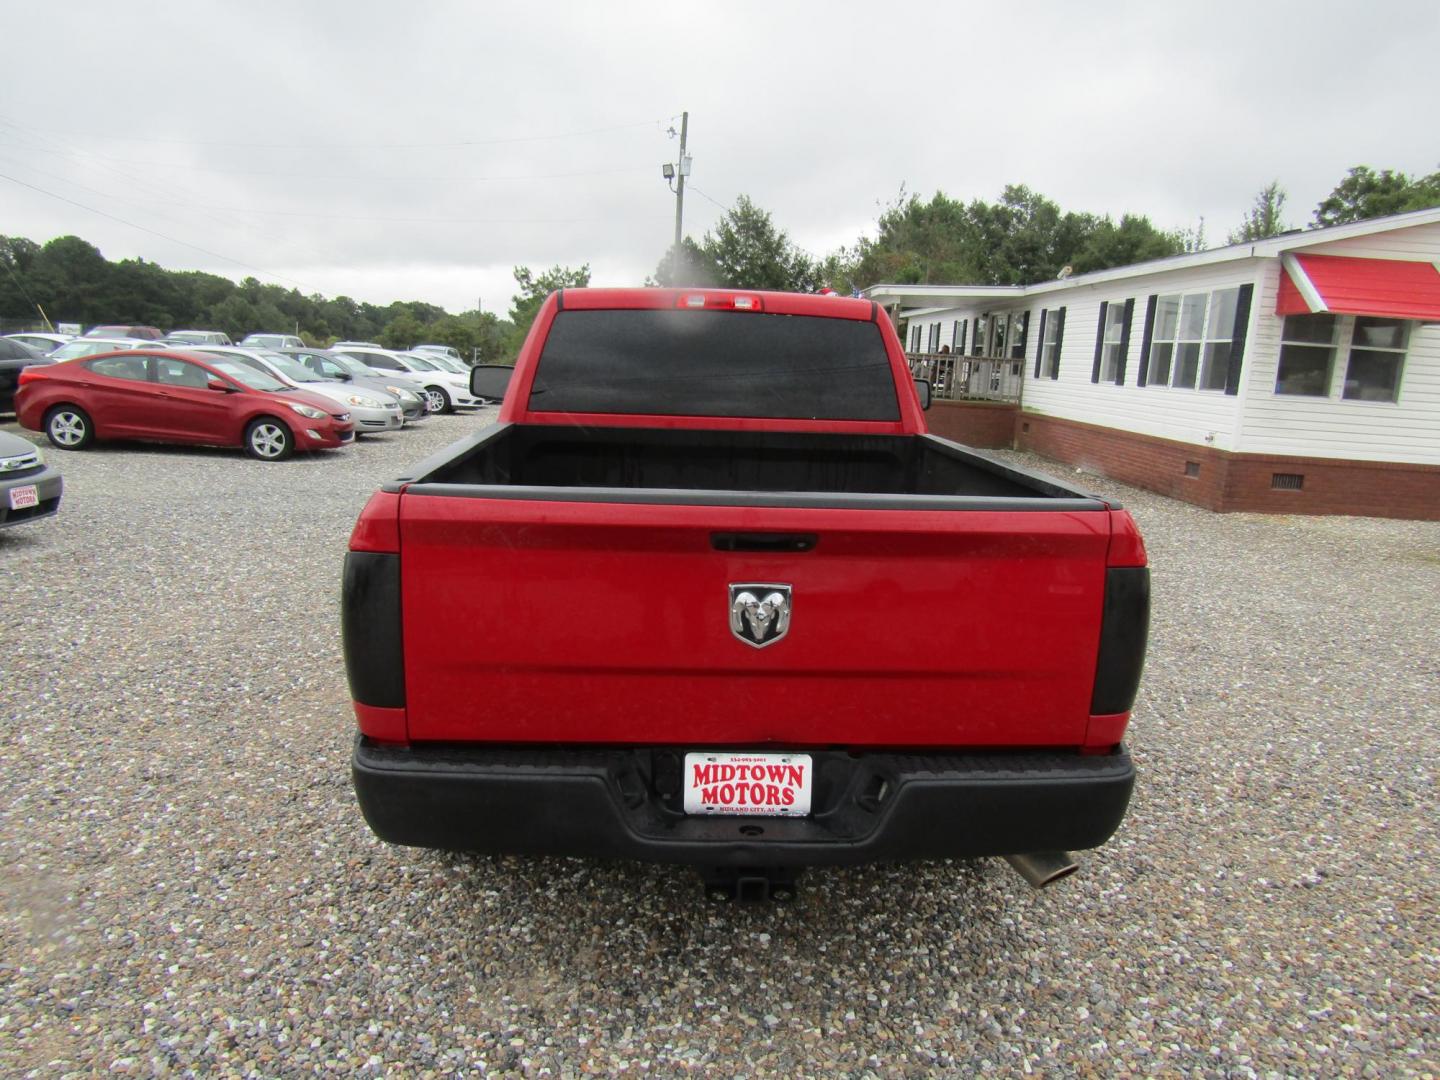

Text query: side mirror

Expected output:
[207,378,234,393]
[470,364,514,402]
[914,377,932,410]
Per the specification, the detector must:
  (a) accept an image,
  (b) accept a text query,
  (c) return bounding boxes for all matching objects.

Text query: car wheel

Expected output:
[45,405,94,450]
[425,386,452,414]
[245,418,294,461]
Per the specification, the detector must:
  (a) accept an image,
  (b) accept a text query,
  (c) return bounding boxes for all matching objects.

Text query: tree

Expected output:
[1071,214,1186,274]
[379,311,426,350]
[697,195,819,292]
[1314,166,1440,227]
[507,264,591,353]
[648,238,721,287]
[840,186,1182,290]
[1228,182,1288,244]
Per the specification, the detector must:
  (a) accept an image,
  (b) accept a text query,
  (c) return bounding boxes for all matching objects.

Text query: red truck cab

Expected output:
[345,288,1148,897]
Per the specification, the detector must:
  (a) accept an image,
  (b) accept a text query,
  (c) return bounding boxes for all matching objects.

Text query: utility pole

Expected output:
[673,111,688,253]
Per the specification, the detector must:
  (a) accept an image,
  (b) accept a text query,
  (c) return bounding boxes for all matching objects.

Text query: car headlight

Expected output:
[0,450,39,471]
[287,402,328,420]
[386,386,418,401]
[347,395,384,407]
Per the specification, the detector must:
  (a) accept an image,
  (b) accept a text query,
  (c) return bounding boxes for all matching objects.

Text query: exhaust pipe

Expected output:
[1003,852,1079,889]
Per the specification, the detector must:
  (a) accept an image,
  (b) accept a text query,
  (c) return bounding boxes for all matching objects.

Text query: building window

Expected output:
[1009,311,1029,360]
[1098,304,1127,383]
[952,321,962,350]
[910,324,922,352]
[927,322,941,352]
[1275,314,1338,396]
[1038,308,1063,378]
[971,315,987,357]
[1148,288,1238,390]
[1344,317,1409,402]
[989,313,1008,358]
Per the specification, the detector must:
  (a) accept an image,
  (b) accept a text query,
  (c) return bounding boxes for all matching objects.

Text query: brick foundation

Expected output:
[1013,413,1440,520]
[923,400,1018,450]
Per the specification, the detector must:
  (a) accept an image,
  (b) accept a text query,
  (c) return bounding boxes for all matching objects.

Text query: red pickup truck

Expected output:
[345,288,1148,899]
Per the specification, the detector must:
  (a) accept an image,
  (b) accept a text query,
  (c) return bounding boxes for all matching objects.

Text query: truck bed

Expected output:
[396,423,1105,509]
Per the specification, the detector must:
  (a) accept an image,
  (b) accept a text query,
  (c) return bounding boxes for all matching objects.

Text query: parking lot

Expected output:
[1,414,1436,1076]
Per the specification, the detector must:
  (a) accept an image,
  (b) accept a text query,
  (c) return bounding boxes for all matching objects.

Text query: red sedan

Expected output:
[15,349,355,461]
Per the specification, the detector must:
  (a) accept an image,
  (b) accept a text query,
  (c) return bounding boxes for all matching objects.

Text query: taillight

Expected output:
[676,293,764,312]
[1090,567,1150,716]
[349,490,401,553]
[17,366,48,386]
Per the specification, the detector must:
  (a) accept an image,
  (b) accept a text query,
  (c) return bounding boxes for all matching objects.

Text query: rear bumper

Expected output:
[352,738,1134,867]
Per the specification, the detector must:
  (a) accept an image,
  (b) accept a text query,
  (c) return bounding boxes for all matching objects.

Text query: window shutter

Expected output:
[1051,307,1066,379]
[1033,309,1048,378]
[959,319,967,353]
[1091,301,1109,383]
[1114,298,1135,385]
[1137,294,1158,387]
[1225,284,1254,396]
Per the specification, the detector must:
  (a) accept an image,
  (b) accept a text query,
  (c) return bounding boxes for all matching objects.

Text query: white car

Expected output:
[47,338,152,361]
[240,333,305,350]
[4,332,74,354]
[189,346,404,434]
[412,344,465,365]
[332,347,481,414]
[408,350,468,375]
[166,330,234,346]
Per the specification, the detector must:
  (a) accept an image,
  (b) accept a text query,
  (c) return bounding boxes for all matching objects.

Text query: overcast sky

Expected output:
[3,0,1438,317]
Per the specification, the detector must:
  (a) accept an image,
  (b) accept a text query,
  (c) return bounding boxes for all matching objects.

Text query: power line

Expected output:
[687,184,731,213]
[0,170,319,292]
[0,114,680,152]
[0,116,337,270]
[0,139,659,183]
[0,152,670,228]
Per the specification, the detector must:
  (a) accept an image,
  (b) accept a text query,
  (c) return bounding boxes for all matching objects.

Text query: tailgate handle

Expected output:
[711,532,817,553]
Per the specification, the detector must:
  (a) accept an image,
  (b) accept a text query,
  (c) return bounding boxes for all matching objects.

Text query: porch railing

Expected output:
[906,353,1024,404]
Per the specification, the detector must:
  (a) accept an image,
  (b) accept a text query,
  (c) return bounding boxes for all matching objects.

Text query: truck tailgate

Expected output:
[398,495,1110,747]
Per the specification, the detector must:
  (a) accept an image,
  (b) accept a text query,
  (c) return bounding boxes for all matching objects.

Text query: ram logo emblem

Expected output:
[729,585,792,648]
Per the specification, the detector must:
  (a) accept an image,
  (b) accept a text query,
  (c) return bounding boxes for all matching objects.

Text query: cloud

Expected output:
[2,0,1437,313]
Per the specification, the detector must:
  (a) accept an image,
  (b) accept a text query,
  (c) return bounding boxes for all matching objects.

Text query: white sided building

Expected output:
[868,207,1440,520]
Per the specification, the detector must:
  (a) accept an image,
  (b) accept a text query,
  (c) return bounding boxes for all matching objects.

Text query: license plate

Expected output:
[7,485,38,510]
[682,751,813,816]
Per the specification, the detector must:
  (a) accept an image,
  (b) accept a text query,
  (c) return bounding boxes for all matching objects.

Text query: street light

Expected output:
[661,163,675,181]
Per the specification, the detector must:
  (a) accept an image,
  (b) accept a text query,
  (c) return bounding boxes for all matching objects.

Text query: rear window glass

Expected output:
[529,309,900,420]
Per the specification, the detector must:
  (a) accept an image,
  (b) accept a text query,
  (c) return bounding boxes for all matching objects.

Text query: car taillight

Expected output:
[17,366,48,386]
[676,293,764,312]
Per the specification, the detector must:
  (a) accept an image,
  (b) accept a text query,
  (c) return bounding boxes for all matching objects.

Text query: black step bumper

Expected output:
[352,738,1135,867]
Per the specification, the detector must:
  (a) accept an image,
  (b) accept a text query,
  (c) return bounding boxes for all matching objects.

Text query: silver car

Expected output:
[189,347,404,434]
[0,430,62,529]
[277,348,428,422]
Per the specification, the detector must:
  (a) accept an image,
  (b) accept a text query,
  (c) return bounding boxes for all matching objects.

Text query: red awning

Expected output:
[1277,253,1440,320]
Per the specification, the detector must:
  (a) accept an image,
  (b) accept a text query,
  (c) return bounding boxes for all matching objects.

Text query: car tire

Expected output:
[244,417,295,461]
[425,385,452,414]
[44,404,95,450]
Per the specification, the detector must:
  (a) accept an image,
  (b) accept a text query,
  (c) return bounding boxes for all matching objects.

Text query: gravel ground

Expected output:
[0,414,1435,1077]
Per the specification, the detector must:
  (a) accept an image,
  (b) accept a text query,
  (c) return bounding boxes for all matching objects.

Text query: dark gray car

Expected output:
[0,337,52,414]
[0,429,62,529]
